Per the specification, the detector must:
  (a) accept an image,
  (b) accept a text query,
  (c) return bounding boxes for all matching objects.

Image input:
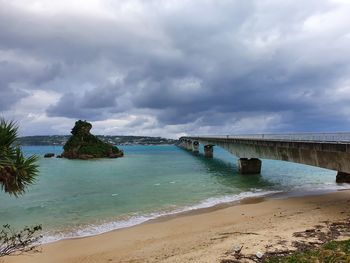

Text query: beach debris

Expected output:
[233,244,243,254]
[221,259,240,263]
[255,251,263,259]
[223,218,350,262]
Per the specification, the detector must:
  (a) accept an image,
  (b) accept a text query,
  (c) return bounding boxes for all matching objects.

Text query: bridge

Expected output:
[178,133,350,183]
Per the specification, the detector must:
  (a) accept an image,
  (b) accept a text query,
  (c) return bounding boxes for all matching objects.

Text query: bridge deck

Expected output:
[182,132,350,143]
[179,133,350,181]
[181,135,350,153]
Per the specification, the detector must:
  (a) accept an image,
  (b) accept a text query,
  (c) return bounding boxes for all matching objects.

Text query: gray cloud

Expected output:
[34,62,62,85]
[46,82,125,120]
[1,0,350,137]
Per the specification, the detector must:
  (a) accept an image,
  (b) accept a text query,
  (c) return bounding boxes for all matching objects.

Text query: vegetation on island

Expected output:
[61,120,124,159]
[0,118,41,257]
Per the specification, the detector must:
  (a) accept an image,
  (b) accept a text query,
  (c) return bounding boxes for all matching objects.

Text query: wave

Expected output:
[286,182,350,193]
[40,189,279,244]
[40,183,350,244]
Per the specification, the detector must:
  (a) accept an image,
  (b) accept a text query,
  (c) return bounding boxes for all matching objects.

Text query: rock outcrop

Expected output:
[44,153,55,158]
[61,120,124,159]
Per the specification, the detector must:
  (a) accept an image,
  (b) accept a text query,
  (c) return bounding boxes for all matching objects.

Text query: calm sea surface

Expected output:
[0,145,347,242]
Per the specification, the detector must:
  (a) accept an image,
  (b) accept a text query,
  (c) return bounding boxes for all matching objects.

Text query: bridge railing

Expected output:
[185,132,350,143]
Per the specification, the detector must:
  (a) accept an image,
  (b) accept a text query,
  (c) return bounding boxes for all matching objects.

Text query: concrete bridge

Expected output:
[178,133,350,183]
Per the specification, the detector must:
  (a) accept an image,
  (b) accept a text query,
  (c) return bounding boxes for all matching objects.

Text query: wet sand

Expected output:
[4,190,350,263]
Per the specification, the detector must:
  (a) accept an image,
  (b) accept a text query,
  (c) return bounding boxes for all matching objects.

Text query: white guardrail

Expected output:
[186,132,350,143]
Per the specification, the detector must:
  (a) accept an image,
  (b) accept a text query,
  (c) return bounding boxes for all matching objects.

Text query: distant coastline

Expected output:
[18,135,178,146]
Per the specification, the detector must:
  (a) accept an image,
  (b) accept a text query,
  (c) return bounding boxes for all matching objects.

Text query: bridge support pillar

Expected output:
[204,145,213,158]
[238,158,261,174]
[180,140,186,149]
[185,141,192,151]
[192,141,199,154]
[336,172,350,183]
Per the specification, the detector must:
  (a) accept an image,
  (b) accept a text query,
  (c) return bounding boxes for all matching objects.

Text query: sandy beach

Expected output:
[4,190,350,263]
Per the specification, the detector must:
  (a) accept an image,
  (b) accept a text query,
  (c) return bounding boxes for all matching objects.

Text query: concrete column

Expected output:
[238,158,262,174]
[336,171,350,183]
[186,141,192,151]
[204,145,214,158]
[180,141,186,149]
[192,141,199,154]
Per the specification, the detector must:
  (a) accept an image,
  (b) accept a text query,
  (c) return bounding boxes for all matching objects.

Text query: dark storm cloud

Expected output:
[47,83,124,119]
[34,63,62,85]
[0,84,27,111]
[0,57,34,110]
[1,0,350,136]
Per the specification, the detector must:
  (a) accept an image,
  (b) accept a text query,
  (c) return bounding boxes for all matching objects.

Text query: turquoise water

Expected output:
[0,145,346,242]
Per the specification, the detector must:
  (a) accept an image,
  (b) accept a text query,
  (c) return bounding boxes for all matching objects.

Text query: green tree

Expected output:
[0,118,41,257]
[0,119,38,196]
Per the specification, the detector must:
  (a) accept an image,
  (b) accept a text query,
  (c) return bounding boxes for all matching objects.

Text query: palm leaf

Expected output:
[0,119,39,196]
[0,119,18,149]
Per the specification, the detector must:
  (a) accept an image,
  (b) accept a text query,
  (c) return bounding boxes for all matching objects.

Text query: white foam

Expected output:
[40,189,280,244]
[292,183,350,192]
[40,184,350,245]
[182,190,280,211]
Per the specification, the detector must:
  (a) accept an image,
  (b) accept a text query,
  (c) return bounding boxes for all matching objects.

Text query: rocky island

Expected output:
[61,120,124,159]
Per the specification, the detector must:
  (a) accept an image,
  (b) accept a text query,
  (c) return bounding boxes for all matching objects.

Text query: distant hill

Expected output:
[18,135,178,146]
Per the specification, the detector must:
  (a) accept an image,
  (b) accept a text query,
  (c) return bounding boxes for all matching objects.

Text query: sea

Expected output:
[0,145,348,243]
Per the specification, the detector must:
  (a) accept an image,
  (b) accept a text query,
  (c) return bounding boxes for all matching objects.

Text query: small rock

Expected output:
[256,251,263,259]
[44,153,55,158]
[233,244,243,253]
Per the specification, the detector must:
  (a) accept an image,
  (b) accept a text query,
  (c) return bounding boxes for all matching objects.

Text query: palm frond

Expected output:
[0,119,39,196]
[0,118,18,149]
[0,149,38,196]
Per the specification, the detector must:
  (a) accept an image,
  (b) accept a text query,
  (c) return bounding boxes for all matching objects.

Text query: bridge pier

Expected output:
[336,172,350,183]
[179,141,185,149]
[192,141,199,154]
[238,158,261,174]
[185,140,192,151]
[204,145,214,158]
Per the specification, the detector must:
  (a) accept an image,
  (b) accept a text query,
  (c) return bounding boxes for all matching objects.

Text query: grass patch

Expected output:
[265,239,350,263]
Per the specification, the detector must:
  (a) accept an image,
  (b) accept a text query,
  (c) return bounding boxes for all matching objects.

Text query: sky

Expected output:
[1,0,350,138]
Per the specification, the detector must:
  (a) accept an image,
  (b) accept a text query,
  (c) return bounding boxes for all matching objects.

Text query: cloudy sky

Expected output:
[1,0,350,138]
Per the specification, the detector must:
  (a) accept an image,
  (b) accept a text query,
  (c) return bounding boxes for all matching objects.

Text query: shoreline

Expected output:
[40,189,282,244]
[39,186,349,244]
[5,188,350,263]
